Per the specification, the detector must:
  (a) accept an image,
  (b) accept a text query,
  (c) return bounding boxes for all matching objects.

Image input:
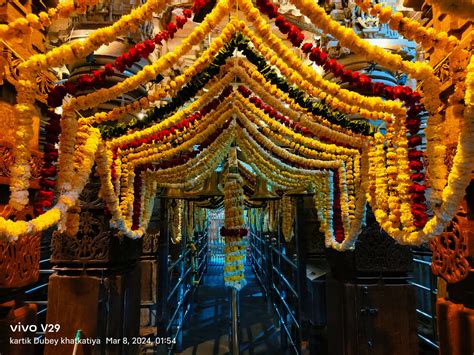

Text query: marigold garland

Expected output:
[223,147,247,290]
[354,0,459,51]
[0,0,472,255]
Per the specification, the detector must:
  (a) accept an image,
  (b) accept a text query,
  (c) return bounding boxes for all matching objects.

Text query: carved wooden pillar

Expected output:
[44,182,142,355]
[139,196,160,354]
[0,205,41,354]
[0,2,47,345]
[325,209,418,355]
[430,177,474,355]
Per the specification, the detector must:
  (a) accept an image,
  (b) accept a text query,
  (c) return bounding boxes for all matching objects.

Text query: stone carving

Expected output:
[430,198,472,284]
[51,211,113,262]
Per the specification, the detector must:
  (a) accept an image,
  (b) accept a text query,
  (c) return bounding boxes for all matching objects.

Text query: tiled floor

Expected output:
[176,263,281,355]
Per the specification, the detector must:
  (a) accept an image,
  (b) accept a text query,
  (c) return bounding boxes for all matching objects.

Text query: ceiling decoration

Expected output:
[0,0,472,257]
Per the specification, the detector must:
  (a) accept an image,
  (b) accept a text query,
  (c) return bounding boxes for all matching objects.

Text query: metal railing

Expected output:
[249,229,302,355]
[269,235,301,355]
[164,230,208,354]
[410,248,439,351]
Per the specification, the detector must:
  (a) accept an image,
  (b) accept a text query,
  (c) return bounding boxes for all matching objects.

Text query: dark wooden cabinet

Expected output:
[327,279,418,355]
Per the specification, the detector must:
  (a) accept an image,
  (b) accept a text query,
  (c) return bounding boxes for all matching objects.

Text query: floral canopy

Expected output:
[0,0,472,261]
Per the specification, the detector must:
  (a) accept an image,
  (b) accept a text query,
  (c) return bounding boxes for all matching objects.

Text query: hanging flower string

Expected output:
[34,110,61,216]
[36,0,209,216]
[46,5,203,108]
[256,0,427,227]
[222,146,247,290]
[98,34,361,138]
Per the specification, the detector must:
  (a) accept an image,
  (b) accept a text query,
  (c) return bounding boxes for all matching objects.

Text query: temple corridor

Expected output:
[176,264,280,355]
[1,0,473,354]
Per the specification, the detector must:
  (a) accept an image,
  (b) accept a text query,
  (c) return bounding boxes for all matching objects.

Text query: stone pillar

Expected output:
[325,209,418,355]
[44,182,142,355]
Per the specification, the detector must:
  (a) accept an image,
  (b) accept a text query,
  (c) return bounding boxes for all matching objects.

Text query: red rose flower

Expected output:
[358,74,371,89]
[333,63,344,77]
[410,173,425,181]
[40,179,56,189]
[63,81,77,95]
[167,22,178,36]
[408,150,423,159]
[114,57,125,72]
[36,200,52,208]
[408,183,426,193]
[341,69,353,82]
[44,143,56,153]
[323,58,337,71]
[275,16,290,34]
[176,15,187,29]
[104,63,114,76]
[47,85,67,107]
[408,135,422,146]
[408,160,424,171]
[301,42,313,53]
[309,47,321,62]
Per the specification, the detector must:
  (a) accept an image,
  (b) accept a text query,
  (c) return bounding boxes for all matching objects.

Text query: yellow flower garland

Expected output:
[354,0,459,51]
[0,0,99,42]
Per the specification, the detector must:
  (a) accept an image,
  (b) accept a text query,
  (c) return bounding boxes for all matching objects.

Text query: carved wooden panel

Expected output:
[0,140,43,187]
[0,205,40,289]
[142,232,160,255]
[431,198,473,284]
[355,223,414,273]
[51,182,142,264]
[51,212,114,262]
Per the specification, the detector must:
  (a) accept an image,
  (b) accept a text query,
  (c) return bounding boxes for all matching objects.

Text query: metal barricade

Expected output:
[410,248,439,351]
[249,226,303,354]
[269,234,302,355]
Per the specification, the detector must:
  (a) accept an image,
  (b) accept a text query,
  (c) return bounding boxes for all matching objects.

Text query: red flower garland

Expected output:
[40,1,209,217]
[237,85,357,149]
[220,226,248,237]
[256,0,428,227]
[46,2,206,109]
[332,170,345,243]
[109,86,234,191]
[34,110,61,216]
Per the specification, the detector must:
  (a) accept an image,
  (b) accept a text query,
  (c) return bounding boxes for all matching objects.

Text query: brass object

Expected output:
[194,171,224,198]
[161,187,189,199]
[251,176,280,201]
[285,185,315,196]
